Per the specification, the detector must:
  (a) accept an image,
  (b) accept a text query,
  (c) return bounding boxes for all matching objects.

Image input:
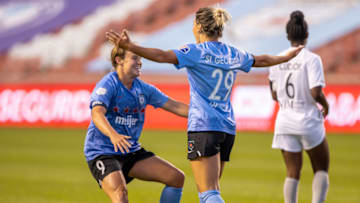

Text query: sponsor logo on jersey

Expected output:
[96,87,107,95]
[115,115,138,128]
[179,45,190,54]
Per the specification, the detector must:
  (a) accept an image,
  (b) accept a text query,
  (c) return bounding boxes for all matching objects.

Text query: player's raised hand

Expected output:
[105,29,120,45]
[109,132,132,153]
[106,29,131,49]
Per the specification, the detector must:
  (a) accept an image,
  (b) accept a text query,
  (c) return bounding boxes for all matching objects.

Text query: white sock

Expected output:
[312,171,329,203]
[284,177,299,203]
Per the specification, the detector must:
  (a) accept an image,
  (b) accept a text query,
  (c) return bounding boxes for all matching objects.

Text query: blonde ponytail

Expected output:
[195,6,231,38]
[213,8,231,28]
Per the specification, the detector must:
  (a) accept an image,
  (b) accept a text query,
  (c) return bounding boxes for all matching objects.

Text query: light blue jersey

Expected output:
[173,42,254,135]
[84,71,168,161]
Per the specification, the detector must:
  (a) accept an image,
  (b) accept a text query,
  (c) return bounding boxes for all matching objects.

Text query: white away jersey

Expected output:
[269,48,325,135]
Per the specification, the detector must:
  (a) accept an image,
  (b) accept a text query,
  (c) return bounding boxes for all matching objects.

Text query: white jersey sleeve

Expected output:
[268,66,278,91]
[307,56,325,89]
[268,66,277,81]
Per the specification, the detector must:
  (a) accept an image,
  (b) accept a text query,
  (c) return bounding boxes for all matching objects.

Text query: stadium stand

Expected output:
[0,0,223,84]
[0,0,359,84]
[314,27,360,84]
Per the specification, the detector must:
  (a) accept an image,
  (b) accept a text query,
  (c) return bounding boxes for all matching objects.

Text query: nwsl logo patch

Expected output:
[188,140,195,153]
[179,45,190,54]
[96,87,107,95]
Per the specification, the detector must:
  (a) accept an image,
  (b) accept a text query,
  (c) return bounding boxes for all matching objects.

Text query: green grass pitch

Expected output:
[0,127,359,203]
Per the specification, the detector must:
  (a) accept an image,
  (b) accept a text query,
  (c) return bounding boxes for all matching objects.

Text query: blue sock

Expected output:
[160,186,183,203]
[199,190,224,203]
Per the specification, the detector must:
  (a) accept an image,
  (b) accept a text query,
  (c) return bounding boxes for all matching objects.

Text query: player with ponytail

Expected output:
[269,10,330,203]
[106,6,303,203]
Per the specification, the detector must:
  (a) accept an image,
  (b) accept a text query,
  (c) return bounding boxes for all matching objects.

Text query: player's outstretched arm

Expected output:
[311,86,329,118]
[106,29,178,64]
[91,106,132,153]
[253,45,304,67]
[161,98,189,118]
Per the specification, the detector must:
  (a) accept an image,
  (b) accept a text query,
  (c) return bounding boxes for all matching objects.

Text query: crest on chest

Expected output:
[138,94,145,106]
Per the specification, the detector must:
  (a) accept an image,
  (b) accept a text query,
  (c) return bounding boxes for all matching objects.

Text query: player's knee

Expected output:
[313,165,329,173]
[176,170,185,187]
[310,158,329,173]
[111,186,128,203]
[167,169,185,188]
[287,168,301,180]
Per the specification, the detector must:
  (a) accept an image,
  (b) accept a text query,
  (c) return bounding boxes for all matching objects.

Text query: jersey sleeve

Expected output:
[268,66,278,90]
[268,66,277,81]
[172,44,200,69]
[307,56,325,89]
[237,50,254,73]
[89,77,115,110]
[144,83,169,108]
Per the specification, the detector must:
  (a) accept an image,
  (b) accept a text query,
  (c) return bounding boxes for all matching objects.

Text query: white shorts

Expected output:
[272,132,325,152]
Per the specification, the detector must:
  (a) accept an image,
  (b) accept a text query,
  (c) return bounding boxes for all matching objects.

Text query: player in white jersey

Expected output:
[269,11,330,203]
[107,7,303,203]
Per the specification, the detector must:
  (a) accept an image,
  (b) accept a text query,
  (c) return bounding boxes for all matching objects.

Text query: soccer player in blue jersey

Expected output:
[106,7,303,203]
[84,45,189,203]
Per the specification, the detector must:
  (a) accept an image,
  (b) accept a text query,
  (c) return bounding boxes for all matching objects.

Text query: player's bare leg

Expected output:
[281,150,303,203]
[219,161,226,179]
[102,171,129,203]
[306,138,330,203]
[128,155,184,187]
[191,153,221,192]
[191,153,224,202]
[128,156,184,203]
[306,138,329,173]
[282,150,303,179]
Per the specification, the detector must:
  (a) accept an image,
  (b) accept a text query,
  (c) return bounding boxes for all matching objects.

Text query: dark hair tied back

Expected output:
[291,11,305,24]
[286,10,308,44]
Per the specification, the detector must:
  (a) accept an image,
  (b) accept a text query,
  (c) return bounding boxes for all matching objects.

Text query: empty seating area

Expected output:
[314,27,360,84]
[0,0,359,84]
[0,0,223,84]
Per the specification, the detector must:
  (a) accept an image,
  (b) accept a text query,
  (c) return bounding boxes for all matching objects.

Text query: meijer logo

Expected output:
[115,115,138,128]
